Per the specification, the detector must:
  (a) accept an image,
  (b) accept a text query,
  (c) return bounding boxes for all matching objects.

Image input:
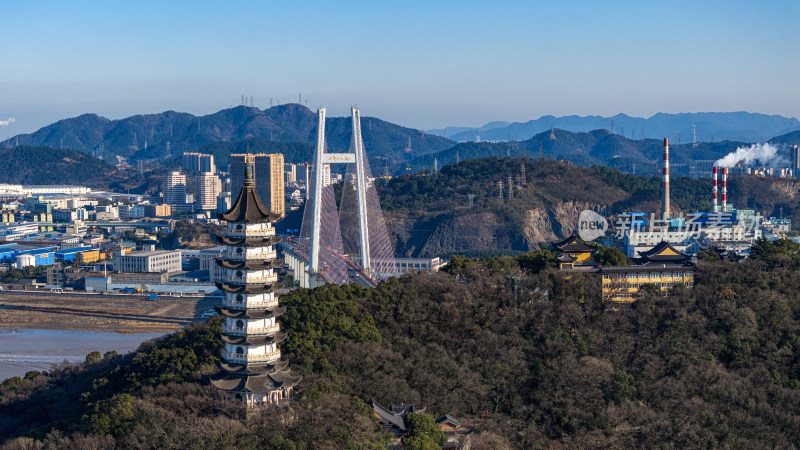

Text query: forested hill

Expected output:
[379,157,800,257]
[2,248,800,447]
[0,104,455,171]
[0,146,129,188]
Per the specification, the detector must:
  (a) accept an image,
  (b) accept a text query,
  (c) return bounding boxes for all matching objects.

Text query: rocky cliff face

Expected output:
[389,200,607,257]
[416,212,522,257]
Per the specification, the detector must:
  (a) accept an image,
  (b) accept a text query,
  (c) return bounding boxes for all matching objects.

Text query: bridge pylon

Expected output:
[303,106,396,284]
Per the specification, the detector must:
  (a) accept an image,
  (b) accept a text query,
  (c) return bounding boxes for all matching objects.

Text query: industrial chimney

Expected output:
[712,166,718,213]
[662,138,670,219]
[721,167,728,213]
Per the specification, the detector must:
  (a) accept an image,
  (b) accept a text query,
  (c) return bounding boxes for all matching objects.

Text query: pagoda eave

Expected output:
[217,359,290,375]
[209,371,299,393]
[215,282,284,294]
[219,333,287,346]
[215,258,284,270]
[215,305,286,319]
[216,235,283,246]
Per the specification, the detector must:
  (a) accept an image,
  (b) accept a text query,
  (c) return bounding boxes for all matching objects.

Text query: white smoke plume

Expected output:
[0,118,15,126]
[714,143,787,168]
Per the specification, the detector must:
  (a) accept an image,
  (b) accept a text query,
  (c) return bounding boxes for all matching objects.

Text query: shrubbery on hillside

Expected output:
[2,252,800,448]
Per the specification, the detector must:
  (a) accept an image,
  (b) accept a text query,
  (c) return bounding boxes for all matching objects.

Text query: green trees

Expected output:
[517,248,557,273]
[592,246,627,266]
[403,413,447,449]
[83,393,135,436]
[3,255,800,447]
[750,237,800,268]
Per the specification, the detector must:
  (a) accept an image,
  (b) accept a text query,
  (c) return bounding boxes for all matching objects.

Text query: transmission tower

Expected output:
[539,139,543,159]
[497,181,503,200]
[692,124,698,147]
[433,157,438,172]
[507,176,514,200]
[520,163,526,185]
[550,126,556,140]
[455,150,460,164]
[468,194,475,210]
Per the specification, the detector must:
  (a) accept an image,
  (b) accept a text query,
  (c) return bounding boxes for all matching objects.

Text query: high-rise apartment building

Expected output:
[183,152,216,173]
[162,171,187,205]
[196,173,222,210]
[284,163,296,184]
[229,153,285,217]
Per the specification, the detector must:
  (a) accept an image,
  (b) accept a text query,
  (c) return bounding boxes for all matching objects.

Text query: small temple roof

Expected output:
[436,414,461,428]
[554,234,594,253]
[215,306,285,319]
[215,282,283,294]
[637,241,692,263]
[217,155,281,223]
[215,258,283,270]
[556,253,578,263]
[370,400,427,434]
[216,235,282,246]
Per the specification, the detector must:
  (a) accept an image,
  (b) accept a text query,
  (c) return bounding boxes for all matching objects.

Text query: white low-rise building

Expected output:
[113,249,183,274]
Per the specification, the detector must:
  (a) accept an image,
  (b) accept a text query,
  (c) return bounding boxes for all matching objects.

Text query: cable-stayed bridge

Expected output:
[283,107,397,288]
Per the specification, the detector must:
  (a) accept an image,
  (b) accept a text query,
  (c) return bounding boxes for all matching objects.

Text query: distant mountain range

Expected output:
[2,107,800,180]
[408,128,786,176]
[427,112,800,143]
[0,104,455,173]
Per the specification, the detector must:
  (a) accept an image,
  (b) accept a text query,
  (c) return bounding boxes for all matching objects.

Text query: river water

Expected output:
[0,328,166,380]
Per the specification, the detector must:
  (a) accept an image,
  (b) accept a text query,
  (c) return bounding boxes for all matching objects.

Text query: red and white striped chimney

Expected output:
[712,166,718,213]
[721,167,728,213]
[663,138,670,219]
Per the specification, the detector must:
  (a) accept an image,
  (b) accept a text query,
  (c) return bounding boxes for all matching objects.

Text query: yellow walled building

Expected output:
[598,242,696,302]
[558,240,697,303]
[77,249,101,265]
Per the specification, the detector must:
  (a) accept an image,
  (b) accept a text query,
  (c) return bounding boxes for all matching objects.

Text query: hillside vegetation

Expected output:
[0,146,127,188]
[2,243,800,448]
[379,157,800,257]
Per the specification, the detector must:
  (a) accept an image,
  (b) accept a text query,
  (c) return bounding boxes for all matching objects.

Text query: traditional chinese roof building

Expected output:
[370,399,426,435]
[209,154,300,405]
[599,240,696,302]
[553,234,595,268]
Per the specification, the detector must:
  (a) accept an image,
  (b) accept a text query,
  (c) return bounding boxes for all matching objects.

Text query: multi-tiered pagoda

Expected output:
[210,154,300,405]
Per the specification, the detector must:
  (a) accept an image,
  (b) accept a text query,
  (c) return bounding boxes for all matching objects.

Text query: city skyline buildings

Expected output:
[0,1,797,141]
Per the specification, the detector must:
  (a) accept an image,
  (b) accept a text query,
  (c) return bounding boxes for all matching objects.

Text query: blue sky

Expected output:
[1,0,798,139]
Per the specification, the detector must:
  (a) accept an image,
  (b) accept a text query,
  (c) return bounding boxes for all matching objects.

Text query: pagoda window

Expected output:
[236,346,244,355]
[236,270,243,278]
[235,224,243,231]
[235,319,244,329]
[236,294,244,303]
[236,247,243,255]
